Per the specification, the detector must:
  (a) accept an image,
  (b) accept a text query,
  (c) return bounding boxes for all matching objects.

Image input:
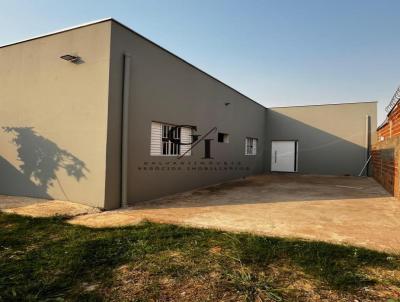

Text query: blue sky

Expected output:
[1,0,399,125]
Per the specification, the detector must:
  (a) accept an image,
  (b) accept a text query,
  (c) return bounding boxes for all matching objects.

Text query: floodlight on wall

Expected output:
[60,54,83,64]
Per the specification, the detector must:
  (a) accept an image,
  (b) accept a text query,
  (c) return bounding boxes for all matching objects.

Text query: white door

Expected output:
[271,141,297,172]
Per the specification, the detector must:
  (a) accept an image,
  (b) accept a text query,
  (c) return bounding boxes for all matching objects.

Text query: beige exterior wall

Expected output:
[266,102,377,175]
[0,21,112,208]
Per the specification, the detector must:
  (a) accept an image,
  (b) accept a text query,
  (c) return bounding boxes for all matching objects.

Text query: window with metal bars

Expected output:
[162,124,181,155]
[150,122,192,156]
[245,137,257,155]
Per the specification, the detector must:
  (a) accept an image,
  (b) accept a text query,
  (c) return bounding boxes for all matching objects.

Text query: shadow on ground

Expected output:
[1,213,399,301]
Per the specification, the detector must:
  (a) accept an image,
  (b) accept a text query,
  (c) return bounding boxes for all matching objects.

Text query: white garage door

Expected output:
[271,141,298,172]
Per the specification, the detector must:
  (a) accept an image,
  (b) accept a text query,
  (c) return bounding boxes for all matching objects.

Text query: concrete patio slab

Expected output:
[69,174,400,253]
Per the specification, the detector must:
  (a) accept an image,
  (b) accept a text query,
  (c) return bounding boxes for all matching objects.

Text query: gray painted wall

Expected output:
[107,21,267,206]
[265,102,377,176]
[0,21,112,208]
[0,19,379,210]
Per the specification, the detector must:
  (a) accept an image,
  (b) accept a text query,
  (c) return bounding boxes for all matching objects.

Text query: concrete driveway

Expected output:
[70,174,400,253]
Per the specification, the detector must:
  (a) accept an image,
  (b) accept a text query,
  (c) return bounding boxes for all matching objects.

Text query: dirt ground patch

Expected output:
[0,195,99,217]
[70,174,400,253]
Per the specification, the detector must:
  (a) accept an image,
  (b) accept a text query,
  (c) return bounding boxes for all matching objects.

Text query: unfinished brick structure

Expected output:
[372,102,400,197]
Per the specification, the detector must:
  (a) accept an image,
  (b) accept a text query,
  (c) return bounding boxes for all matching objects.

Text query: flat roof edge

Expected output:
[269,100,377,109]
[109,19,265,109]
[0,18,113,49]
[2,18,378,112]
[0,17,265,109]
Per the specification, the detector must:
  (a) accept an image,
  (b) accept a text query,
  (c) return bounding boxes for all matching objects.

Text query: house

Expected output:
[0,18,377,209]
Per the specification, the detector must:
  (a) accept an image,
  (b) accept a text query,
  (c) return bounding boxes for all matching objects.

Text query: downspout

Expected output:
[365,115,371,175]
[121,53,131,208]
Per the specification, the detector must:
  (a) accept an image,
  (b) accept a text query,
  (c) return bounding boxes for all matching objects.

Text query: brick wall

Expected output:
[371,138,399,196]
[372,103,400,197]
[377,103,400,140]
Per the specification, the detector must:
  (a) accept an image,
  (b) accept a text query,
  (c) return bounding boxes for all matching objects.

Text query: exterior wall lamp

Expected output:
[60,54,83,64]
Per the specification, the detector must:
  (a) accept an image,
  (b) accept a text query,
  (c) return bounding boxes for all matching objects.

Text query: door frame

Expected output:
[270,140,299,173]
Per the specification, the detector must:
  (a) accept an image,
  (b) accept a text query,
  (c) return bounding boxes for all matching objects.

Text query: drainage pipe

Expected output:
[121,53,131,208]
[363,115,371,176]
[365,115,370,160]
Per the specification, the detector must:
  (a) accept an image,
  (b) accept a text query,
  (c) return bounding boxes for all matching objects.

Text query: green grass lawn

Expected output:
[0,212,399,301]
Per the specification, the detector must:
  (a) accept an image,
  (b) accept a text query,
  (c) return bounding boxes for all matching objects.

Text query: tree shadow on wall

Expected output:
[2,127,89,200]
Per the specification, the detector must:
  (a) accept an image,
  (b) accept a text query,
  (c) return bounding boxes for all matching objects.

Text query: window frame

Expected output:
[245,137,258,156]
[151,122,193,157]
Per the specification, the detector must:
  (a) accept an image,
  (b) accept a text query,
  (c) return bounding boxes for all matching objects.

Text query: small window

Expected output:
[218,132,229,143]
[245,137,258,155]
